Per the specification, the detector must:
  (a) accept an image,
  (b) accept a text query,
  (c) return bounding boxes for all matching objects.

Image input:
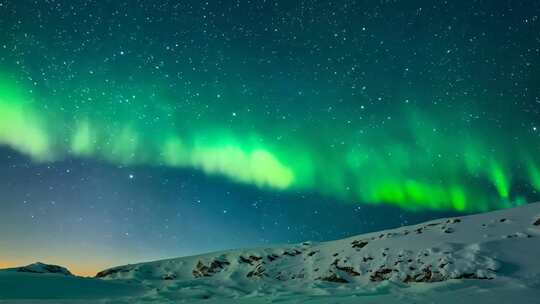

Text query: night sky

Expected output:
[1,0,539,276]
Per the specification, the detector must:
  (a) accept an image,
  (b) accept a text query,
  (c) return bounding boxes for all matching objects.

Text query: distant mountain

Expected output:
[1,262,73,276]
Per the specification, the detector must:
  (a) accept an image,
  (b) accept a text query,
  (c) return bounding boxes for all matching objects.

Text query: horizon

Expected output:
[2,200,533,277]
[1,0,539,290]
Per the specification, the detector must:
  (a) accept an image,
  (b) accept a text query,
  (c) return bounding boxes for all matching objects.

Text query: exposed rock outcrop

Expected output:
[192,259,230,278]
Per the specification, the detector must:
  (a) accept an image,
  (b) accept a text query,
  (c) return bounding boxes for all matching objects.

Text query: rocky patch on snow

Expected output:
[192,259,230,278]
[96,265,132,278]
[94,202,540,301]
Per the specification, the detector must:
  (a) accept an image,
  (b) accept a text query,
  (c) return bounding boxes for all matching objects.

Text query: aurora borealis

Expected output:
[1,0,539,275]
[3,68,540,212]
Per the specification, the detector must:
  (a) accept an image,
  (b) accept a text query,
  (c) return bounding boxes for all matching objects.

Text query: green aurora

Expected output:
[1,71,538,212]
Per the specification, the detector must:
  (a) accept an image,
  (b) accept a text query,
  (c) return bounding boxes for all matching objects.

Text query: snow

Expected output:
[2,262,73,276]
[2,202,540,303]
[0,272,143,302]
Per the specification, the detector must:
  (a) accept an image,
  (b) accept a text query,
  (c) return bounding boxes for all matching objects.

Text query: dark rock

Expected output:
[443,227,455,233]
[410,267,444,283]
[210,259,230,270]
[267,254,279,262]
[283,249,302,257]
[249,255,262,262]
[246,265,266,278]
[362,256,374,262]
[336,265,360,276]
[192,261,211,278]
[534,218,540,226]
[239,256,254,265]
[162,273,177,280]
[351,240,369,249]
[320,273,349,283]
[454,273,493,280]
[193,259,230,278]
[96,266,130,278]
[370,268,393,282]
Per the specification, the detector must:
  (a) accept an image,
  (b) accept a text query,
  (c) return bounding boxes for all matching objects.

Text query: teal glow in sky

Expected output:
[0,0,539,275]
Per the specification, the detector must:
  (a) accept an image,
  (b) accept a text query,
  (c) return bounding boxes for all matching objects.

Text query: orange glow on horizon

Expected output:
[0,259,112,277]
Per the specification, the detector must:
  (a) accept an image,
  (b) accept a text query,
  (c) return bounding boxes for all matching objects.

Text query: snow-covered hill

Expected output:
[93,202,540,303]
[2,202,540,303]
[1,262,73,276]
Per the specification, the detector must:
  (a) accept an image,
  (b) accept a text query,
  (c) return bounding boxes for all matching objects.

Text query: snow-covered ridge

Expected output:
[1,203,539,303]
[96,202,540,298]
[1,262,73,276]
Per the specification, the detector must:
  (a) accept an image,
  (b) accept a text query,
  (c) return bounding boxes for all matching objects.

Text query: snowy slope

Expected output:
[92,202,540,303]
[2,203,540,303]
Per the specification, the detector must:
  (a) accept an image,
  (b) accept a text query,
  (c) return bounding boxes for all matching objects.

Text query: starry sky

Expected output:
[0,0,539,276]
